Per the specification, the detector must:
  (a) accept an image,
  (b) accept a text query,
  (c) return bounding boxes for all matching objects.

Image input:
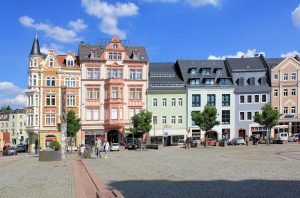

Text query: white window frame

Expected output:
[49,58,54,68]
[291,106,296,114]
[178,98,183,106]
[283,89,288,97]
[67,95,76,107]
[283,73,288,81]
[254,94,260,103]
[291,73,296,80]
[153,98,157,107]
[171,116,176,124]
[171,98,176,106]
[178,115,182,124]
[246,95,252,104]
[274,89,278,97]
[162,116,167,124]
[247,111,252,121]
[239,111,245,121]
[283,107,288,114]
[162,98,167,107]
[111,108,118,120]
[291,89,296,96]
[239,95,245,104]
[261,94,267,103]
[274,74,278,80]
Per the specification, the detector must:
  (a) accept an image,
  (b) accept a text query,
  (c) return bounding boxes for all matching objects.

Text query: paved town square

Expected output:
[86,144,300,198]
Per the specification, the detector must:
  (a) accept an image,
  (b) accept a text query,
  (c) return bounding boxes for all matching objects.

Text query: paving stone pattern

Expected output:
[86,144,300,198]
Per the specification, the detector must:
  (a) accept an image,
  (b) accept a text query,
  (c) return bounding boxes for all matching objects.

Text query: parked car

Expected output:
[232,137,245,145]
[207,138,217,146]
[125,140,138,150]
[16,144,26,152]
[110,143,120,151]
[274,132,288,144]
[288,133,299,142]
[3,147,18,156]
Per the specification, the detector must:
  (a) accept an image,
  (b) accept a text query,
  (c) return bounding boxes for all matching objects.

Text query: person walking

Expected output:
[80,144,86,159]
[245,135,249,146]
[104,141,110,159]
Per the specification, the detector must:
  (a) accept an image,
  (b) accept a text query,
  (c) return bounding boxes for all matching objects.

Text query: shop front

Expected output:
[84,130,105,147]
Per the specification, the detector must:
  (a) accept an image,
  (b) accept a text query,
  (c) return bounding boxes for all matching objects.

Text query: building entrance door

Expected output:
[107,130,120,143]
[238,129,246,139]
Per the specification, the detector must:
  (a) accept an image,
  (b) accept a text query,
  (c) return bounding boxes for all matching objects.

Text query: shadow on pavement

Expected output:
[108,179,300,198]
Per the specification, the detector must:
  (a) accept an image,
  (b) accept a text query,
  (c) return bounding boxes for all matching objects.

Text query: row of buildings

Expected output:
[25,35,300,152]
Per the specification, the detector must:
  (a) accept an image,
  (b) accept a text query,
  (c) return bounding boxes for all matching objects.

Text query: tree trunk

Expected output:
[70,137,73,154]
[266,128,270,145]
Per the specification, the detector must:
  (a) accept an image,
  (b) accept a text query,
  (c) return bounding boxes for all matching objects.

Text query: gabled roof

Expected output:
[265,58,285,69]
[225,56,268,72]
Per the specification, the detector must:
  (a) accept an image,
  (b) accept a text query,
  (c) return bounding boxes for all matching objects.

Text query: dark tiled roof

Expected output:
[30,36,41,56]
[11,108,26,114]
[176,59,233,87]
[235,86,271,93]
[226,56,268,71]
[265,58,284,69]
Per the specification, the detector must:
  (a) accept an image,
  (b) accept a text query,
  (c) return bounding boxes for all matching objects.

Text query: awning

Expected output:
[274,125,288,129]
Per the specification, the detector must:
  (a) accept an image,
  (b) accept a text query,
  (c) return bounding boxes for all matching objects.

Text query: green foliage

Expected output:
[253,103,280,129]
[128,110,152,137]
[49,140,61,151]
[57,110,81,137]
[191,105,220,133]
[0,105,12,112]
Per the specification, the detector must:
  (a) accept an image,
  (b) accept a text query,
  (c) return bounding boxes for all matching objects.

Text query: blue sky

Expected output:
[0,0,300,108]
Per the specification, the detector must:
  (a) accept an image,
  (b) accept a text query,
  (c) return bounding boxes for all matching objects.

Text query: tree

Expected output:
[191,105,220,147]
[128,110,152,144]
[0,105,12,112]
[57,110,81,153]
[253,103,280,144]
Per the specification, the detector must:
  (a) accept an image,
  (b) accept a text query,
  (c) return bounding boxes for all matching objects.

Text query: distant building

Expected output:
[0,110,11,150]
[147,62,186,145]
[8,108,27,145]
[25,35,81,153]
[269,56,300,135]
[226,55,271,139]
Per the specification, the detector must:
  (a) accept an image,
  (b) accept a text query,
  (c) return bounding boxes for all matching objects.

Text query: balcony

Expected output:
[85,100,101,106]
[104,78,124,85]
[128,100,143,107]
[104,98,124,104]
[104,119,124,127]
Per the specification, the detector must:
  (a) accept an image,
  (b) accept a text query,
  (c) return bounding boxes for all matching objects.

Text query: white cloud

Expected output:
[143,0,221,7]
[208,49,266,60]
[41,43,66,55]
[292,4,300,28]
[0,82,24,94]
[19,16,82,43]
[4,95,27,106]
[69,19,88,31]
[81,0,139,39]
[281,50,300,58]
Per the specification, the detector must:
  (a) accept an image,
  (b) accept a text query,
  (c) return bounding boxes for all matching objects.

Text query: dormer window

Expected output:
[49,58,53,68]
[249,77,255,86]
[202,68,210,75]
[190,68,197,75]
[133,52,139,60]
[91,51,96,59]
[205,78,214,85]
[215,68,222,75]
[67,60,74,67]
[260,77,266,85]
[113,44,118,49]
[238,77,244,87]
[220,79,229,85]
[190,79,200,85]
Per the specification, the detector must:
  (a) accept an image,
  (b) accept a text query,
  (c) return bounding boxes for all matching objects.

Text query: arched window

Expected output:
[108,53,112,60]
[65,78,70,87]
[51,77,55,86]
[113,44,118,49]
[70,78,75,87]
[46,77,51,86]
[49,58,53,67]
[33,59,37,67]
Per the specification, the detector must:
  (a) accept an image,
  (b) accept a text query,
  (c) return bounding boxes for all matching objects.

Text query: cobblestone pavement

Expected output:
[0,154,74,198]
[86,143,300,198]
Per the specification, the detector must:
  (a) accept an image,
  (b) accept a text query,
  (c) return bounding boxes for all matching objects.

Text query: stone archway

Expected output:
[207,130,218,140]
[107,130,120,143]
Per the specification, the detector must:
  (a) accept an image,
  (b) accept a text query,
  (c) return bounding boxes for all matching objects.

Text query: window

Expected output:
[222,94,230,106]
[171,98,176,106]
[171,116,176,124]
[108,53,112,60]
[46,77,51,86]
[283,89,288,96]
[136,89,142,99]
[67,95,75,107]
[254,95,259,103]
[190,79,200,85]
[240,95,245,103]
[153,116,157,124]
[112,87,118,98]
[94,69,100,79]
[87,88,93,99]
[46,95,55,106]
[291,106,296,114]
[87,69,93,79]
[64,78,70,87]
[274,89,278,97]
[202,68,210,75]
[118,69,123,79]
[129,109,135,118]
[94,88,99,99]
[67,78,75,87]
[20,122,22,127]
[129,89,135,100]
[283,74,288,81]
[94,109,99,120]
[222,110,230,124]
[249,77,255,86]
[162,116,167,124]
[240,112,245,121]
[51,77,55,86]
[284,107,288,114]
[274,74,278,80]
[220,79,229,85]
[205,79,214,85]
[153,98,157,107]
[247,95,252,103]
[67,60,74,66]
[32,75,37,86]
[247,112,252,121]
[162,98,167,106]
[49,58,53,67]
[130,69,135,79]
[190,68,196,75]
[274,107,278,112]
[46,114,55,126]
[291,73,296,80]
[133,52,139,60]
[178,116,182,124]
[111,108,118,120]
[215,68,222,75]
[113,44,118,49]
[113,53,117,60]
[136,70,142,80]
[86,109,92,120]
[117,53,122,60]
[192,95,201,107]
[178,98,183,106]
[262,94,267,103]
[207,94,215,106]
[33,59,37,67]
[111,69,118,78]
[292,89,296,96]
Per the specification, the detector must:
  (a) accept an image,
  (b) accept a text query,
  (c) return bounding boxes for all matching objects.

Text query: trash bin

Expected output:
[83,145,92,158]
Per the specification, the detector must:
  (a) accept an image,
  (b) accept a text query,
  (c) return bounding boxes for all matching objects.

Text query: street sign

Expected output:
[163,132,168,137]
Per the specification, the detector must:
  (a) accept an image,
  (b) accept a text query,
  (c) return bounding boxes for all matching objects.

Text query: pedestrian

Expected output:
[80,144,86,159]
[104,141,110,159]
[245,135,249,146]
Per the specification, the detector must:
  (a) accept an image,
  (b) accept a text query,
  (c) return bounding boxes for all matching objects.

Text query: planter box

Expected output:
[39,151,61,161]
